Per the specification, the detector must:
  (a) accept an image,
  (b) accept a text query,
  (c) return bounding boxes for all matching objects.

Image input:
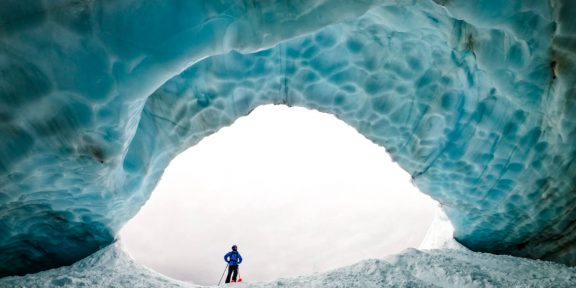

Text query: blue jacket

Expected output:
[224,251,243,266]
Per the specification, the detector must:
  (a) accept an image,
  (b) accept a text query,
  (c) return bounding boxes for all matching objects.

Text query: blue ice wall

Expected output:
[1,0,575,277]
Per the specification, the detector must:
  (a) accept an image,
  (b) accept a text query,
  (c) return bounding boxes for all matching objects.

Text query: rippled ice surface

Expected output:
[1,0,576,277]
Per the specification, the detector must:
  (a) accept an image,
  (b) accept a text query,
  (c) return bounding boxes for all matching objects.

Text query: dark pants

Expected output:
[225,265,238,283]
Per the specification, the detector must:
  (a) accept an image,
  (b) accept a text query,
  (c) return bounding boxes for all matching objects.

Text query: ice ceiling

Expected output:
[1,0,575,277]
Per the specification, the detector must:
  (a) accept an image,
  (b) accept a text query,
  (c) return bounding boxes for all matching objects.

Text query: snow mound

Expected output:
[2,243,575,288]
[3,0,576,275]
[253,249,576,288]
[0,243,195,288]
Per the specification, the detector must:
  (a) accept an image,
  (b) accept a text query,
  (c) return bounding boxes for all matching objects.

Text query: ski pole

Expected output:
[218,264,228,286]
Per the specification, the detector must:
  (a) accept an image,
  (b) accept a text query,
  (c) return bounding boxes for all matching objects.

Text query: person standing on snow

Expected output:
[224,245,243,283]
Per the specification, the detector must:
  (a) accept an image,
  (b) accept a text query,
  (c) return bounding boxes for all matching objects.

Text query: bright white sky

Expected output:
[119,105,437,286]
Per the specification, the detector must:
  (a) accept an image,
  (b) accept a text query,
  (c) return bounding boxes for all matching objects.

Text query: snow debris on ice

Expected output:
[1,242,575,288]
[2,0,576,279]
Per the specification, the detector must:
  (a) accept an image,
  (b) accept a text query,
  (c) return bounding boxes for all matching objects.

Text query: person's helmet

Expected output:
[232,245,237,251]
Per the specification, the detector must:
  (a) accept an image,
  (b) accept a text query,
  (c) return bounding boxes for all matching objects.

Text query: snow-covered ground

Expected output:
[2,242,575,288]
[2,210,576,288]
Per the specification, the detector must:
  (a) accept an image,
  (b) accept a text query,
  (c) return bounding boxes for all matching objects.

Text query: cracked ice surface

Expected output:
[1,0,576,277]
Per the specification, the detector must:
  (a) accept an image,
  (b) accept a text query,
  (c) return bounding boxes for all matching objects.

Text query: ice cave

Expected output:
[1,0,576,286]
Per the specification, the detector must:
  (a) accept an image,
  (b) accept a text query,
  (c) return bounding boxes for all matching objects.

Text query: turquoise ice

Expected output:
[1,0,575,277]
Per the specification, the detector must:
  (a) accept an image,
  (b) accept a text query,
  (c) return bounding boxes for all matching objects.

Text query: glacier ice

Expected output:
[1,0,576,277]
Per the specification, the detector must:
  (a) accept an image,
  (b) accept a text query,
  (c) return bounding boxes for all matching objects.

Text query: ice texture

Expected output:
[1,0,576,277]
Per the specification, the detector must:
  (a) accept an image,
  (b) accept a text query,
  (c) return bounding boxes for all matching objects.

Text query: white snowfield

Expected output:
[2,211,576,288]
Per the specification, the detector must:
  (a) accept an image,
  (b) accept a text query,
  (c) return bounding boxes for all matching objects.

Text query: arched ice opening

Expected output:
[120,105,438,284]
[125,2,573,268]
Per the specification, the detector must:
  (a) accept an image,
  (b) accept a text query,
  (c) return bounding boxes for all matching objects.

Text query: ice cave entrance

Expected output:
[120,105,438,285]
